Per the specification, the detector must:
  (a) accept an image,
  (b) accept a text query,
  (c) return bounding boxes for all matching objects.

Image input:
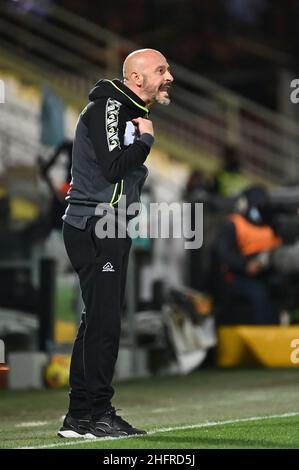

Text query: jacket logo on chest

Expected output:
[106,98,121,152]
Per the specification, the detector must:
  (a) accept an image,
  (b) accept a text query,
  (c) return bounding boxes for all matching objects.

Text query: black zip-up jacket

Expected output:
[63,79,154,229]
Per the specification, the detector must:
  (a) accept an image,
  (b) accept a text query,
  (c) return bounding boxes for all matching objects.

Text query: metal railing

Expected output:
[0,0,299,183]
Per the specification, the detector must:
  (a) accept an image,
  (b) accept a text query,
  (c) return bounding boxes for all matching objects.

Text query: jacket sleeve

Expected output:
[84,99,153,184]
[216,220,248,273]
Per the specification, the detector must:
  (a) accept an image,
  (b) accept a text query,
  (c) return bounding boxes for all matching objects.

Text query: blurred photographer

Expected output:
[213,186,282,325]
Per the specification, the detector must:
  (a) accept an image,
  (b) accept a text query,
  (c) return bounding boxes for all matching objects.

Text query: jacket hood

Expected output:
[89,79,148,116]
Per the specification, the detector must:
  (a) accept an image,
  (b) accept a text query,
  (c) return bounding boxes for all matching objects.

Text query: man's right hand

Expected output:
[132,117,154,137]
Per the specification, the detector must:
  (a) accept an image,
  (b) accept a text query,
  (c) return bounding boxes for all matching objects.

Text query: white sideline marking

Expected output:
[15,421,49,428]
[16,411,299,449]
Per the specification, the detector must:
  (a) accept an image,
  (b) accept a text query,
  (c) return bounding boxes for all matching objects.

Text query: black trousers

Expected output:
[62,218,132,419]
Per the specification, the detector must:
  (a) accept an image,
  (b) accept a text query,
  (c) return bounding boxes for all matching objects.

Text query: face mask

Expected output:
[248,207,262,224]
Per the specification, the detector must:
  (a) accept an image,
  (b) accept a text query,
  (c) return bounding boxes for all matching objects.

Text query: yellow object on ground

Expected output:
[44,355,71,388]
[217,326,299,367]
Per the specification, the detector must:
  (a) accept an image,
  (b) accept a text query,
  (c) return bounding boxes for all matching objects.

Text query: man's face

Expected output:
[141,54,174,106]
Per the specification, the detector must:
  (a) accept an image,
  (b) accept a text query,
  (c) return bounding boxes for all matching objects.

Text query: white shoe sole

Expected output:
[57,430,96,439]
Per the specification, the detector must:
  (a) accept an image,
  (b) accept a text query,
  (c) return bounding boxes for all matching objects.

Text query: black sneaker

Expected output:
[90,407,147,437]
[57,414,91,438]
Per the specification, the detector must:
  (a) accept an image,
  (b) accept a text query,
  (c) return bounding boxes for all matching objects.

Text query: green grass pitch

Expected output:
[0,369,299,449]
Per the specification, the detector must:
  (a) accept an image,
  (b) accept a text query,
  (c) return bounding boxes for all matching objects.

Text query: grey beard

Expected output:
[156,96,170,106]
[142,79,171,106]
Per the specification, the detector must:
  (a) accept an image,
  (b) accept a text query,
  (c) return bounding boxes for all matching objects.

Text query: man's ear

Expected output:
[131,72,143,87]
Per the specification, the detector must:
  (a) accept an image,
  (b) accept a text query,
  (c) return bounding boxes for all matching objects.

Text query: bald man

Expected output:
[59,49,173,438]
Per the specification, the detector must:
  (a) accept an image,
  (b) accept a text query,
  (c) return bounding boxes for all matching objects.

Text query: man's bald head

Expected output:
[123,49,165,81]
[122,48,173,107]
